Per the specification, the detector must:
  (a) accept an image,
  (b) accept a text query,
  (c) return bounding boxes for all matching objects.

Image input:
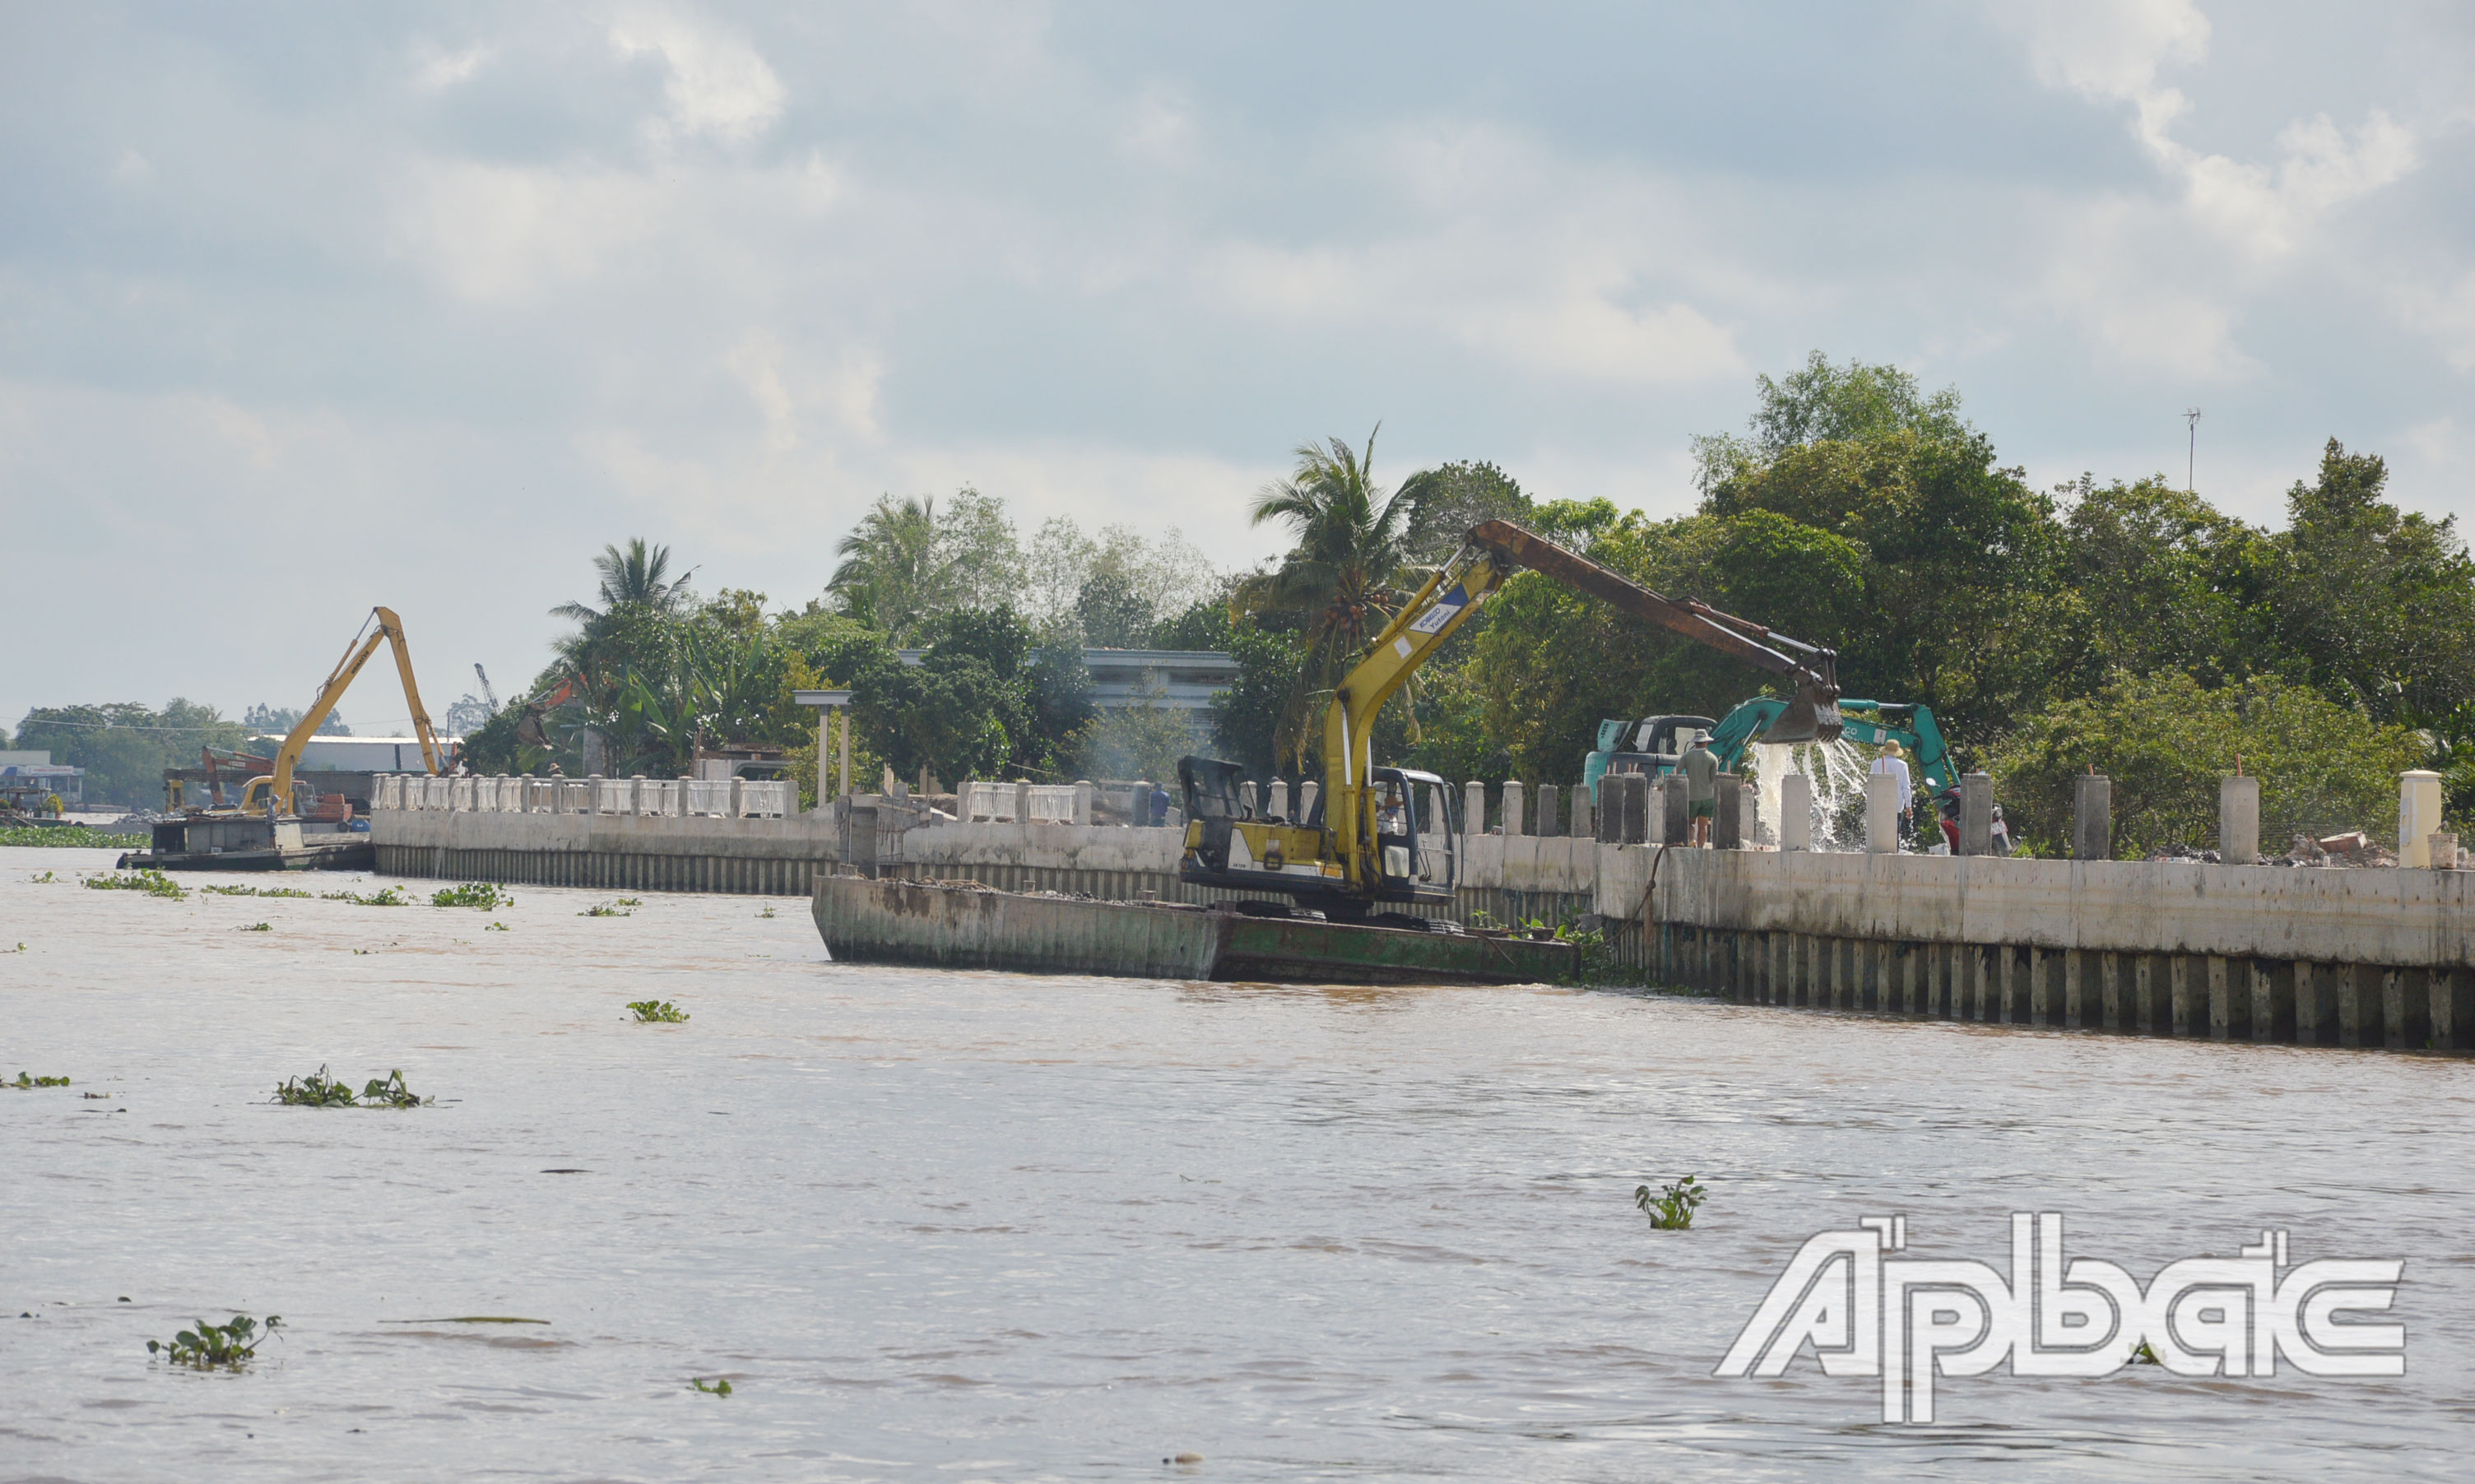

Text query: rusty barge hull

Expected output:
[812,876,1578,986]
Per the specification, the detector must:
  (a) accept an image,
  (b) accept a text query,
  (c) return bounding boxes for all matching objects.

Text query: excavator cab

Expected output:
[1176,758,1458,907]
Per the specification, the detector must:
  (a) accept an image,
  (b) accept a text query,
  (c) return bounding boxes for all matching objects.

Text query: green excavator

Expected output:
[1585,698,1953,800]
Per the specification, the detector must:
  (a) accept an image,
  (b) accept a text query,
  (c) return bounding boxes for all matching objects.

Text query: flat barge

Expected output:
[118,815,374,873]
[813,875,1579,985]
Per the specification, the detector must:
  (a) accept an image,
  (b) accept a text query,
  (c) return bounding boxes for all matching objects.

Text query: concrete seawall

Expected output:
[373,805,2472,1051]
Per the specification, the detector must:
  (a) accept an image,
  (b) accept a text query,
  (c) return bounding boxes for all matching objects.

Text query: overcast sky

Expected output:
[3,1,2469,734]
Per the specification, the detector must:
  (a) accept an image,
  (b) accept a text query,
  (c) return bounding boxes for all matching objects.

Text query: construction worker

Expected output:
[1871,740,1913,843]
[1683,729,1720,846]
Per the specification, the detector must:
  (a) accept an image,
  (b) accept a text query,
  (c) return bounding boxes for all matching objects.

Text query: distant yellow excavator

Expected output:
[234,606,443,817]
[1178,519,1842,916]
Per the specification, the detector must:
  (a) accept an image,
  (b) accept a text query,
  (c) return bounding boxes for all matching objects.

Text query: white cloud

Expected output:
[608,7,786,145]
[411,40,494,92]
[388,159,666,302]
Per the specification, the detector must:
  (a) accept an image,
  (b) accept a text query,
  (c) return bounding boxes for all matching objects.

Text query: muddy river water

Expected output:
[2,846,2470,1481]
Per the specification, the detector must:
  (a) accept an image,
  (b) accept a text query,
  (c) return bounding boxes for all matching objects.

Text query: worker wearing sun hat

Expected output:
[1682,729,1720,846]
[1870,739,1914,841]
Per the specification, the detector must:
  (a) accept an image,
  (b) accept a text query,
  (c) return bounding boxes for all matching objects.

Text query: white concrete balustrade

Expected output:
[372,772,791,819]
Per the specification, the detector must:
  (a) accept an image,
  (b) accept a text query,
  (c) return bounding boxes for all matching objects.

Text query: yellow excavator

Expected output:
[1177,519,1841,915]
[234,606,444,818]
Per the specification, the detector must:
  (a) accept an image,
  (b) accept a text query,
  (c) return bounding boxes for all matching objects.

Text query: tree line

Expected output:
[26,353,2471,852]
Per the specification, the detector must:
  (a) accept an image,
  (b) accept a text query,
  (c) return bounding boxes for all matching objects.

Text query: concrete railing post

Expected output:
[2073,773,2112,860]
[1465,781,1485,837]
[1713,773,1743,849]
[1659,775,1690,846]
[678,775,694,817]
[583,775,603,815]
[1502,780,1525,837]
[728,777,745,817]
[1074,779,1095,825]
[1781,773,1812,851]
[2400,770,2443,869]
[1241,781,1258,818]
[1014,780,1033,828]
[1299,781,1319,822]
[1536,783,1559,838]
[2220,774,2259,865]
[1865,771,1902,854]
[1570,780,1592,840]
[1959,772,1994,856]
[1270,779,1290,821]
[1132,779,1154,828]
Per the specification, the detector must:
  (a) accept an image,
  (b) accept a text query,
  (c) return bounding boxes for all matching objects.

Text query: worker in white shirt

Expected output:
[1871,740,1914,844]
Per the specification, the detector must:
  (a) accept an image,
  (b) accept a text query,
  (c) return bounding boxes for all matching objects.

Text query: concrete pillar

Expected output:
[2219,774,2259,865]
[728,777,745,817]
[2384,968,2431,1050]
[583,775,602,815]
[1241,781,1259,818]
[1713,774,1743,849]
[1536,783,1559,838]
[2100,952,2124,1030]
[1272,779,1291,821]
[1660,776,1690,846]
[2254,960,2296,1043]
[2338,965,2374,1049]
[1780,773,1812,852]
[1957,772,1994,856]
[1569,780,1592,841]
[1074,780,1095,825]
[1865,771,1902,853]
[1463,781,1484,838]
[677,775,695,818]
[817,707,833,807]
[1014,780,1033,828]
[2206,957,2238,1040]
[2400,770,2443,868]
[1299,781,1319,822]
[1502,780,1525,837]
[2073,774,2111,860]
[2296,962,2337,1046]
[2433,967,2475,1051]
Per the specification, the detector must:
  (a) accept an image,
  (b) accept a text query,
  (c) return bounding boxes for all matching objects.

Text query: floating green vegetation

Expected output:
[1636,1175,1708,1231]
[628,999,690,1023]
[29,870,57,883]
[615,897,643,907]
[201,883,312,899]
[241,922,272,932]
[322,886,408,907]
[12,1072,72,1088]
[485,921,510,932]
[358,1069,426,1108]
[756,906,776,919]
[430,882,511,910]
[2130,1339,2161,1366]
[8,942,24,953]
[147,1314,281,1370]
[84,870,186,900]
[273,1065,430,1107]
[0,826,150,849]
[580,902,633,917]
[690,1377,733,1395]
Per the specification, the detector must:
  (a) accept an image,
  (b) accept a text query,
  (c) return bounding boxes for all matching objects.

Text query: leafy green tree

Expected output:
[1235,428,1429,769]
[828,489,1025,643]
[14,701,247,807]
[1986,671,2427,857]
[243,704,351,737]
[2264,439,2475,729]
[552,538,694,625]
[1066,696,1196,785]
[1398,459,1533,565]
[1205,618,1307,780]
[2051,475,2273,694]
[1692,350,1971,491]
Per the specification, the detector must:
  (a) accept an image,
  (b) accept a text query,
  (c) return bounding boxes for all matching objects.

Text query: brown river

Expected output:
[3,846,2469,1480]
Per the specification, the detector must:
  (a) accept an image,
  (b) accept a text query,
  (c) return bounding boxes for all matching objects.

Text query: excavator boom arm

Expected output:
[255,606,442,812]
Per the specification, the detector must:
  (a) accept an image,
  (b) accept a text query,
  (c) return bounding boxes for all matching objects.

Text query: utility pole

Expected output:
[2185,407,2202,493]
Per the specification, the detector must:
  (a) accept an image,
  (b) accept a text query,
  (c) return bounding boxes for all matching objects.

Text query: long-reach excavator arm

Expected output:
[1182,519,1840,905]
[1315,518,1839,893]
[240,606,442,814]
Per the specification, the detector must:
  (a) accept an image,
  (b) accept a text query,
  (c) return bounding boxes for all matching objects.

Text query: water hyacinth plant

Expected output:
[628,999,690,1023]
[83,870,186,900]
[148,1315,281,1370]
[430,882,511,909]
[1635,1175,1708,1230]
[272,1065,430,1107]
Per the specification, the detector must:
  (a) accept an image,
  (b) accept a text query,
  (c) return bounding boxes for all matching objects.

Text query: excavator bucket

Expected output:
[1759,679,1843,744]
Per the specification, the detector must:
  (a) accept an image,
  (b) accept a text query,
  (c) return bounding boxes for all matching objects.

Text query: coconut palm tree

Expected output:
[829,495,945,642]
[551,538,694,625]
[1235,428,1439,769]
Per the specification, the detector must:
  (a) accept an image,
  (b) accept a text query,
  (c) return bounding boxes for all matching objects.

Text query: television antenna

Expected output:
[2185,407,2202,493]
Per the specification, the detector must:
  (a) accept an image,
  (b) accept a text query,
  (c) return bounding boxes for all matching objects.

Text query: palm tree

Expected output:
[829,495,945,642]
[1235,428,1437,768]
[551,539,694,624]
